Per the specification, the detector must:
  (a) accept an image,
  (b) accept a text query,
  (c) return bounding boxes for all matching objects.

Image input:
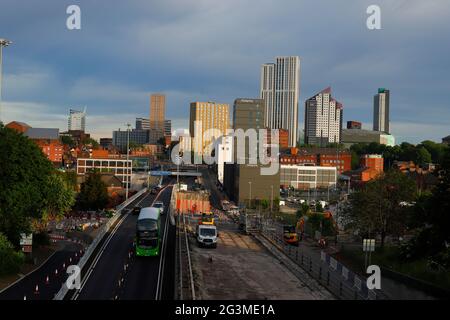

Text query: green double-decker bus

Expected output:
[135,207,161,257]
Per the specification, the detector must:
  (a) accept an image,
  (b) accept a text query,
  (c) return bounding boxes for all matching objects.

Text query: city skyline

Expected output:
[0,0,449,143]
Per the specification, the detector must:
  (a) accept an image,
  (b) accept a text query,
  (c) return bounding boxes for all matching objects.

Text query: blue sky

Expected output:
[1,0,449,143]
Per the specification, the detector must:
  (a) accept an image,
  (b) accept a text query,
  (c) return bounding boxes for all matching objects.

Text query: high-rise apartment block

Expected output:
[304,87,343,146]
[189,101,229,156]
[68,108,86,132]
[260,56,300,147]
[373,88,390,133]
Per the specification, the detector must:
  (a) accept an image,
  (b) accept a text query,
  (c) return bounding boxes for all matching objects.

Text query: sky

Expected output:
[1,0,449,143]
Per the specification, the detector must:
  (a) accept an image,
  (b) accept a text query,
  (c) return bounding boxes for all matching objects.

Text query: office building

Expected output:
[77,158,132,187]
[347,121,362,130]
[99,138,113,149]
[280,165,337,190]
[150,94,165,130]
[260,56,300,147]
[304,87,343,146]
[280,147,351,174]
[232,98,266,161]
[112,129,149,153]
[373,88,390,133]
[68,108,86,132]
[223,98,280,206]
[341,129,395,147]
[164,119,172,136]
[136,117,150,130]
[189,101,229,156]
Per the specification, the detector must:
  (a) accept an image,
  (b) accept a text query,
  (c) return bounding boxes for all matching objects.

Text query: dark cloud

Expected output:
[1,0,449,142]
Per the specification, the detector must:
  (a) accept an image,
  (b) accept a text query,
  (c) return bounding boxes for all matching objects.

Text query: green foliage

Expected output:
[59,170,78,191]
[0,125,54,246]
[403,150,450,265]
[415,146,432,166]
[260,199,269,209]
[350,140,449,169]
[129,142,143,149]
[82,137,99,149]
[77,171,109,211]
[60,135,75,148]
[45,174,75,216]
[342,169,416,246]
[0,233,25,276]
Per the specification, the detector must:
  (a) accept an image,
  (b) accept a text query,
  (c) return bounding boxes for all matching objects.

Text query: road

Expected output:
[73,180,176,300]
[0,241,82,300]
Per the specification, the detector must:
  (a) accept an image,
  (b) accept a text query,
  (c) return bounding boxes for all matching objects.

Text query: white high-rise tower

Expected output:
[373,88,390,133]
[260,56,300,147]
[68,108,86,132]
[304,87,343,146]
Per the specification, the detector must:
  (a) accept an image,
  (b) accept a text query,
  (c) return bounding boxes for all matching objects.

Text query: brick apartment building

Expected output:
[6,122,63,164]
[280,147,351,174]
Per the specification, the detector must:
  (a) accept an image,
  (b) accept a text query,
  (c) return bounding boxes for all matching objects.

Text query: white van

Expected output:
[196,224,218,248]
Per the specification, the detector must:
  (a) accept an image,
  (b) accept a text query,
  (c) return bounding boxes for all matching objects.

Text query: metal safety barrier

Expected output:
[53,188,147,300]
[257,219,386,300]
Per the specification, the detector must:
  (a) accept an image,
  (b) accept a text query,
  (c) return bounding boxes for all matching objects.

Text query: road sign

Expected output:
[22,245,32,253]
[20,233,33,246]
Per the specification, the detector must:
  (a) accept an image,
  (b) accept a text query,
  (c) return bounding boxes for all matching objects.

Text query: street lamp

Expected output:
[270,185,274,214]
[0,38,12,124]
[248,181,252,209]
[126,123,131,201]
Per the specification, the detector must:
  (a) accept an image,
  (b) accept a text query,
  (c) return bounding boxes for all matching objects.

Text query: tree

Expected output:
[77,171,109,211]
[342,169,416,247]
[404,149,450,264]
[33,174,75,232]
[0,125,54,246]
[415,146,432,166]
[60,135,75,148]
[0,233,25,276]
[82,137,100,149]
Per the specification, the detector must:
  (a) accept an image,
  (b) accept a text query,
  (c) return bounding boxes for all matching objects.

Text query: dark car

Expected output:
[132,206,142,215]
[150,188,158,195]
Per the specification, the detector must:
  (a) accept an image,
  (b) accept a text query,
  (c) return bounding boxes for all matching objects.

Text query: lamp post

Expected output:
[126,123,131,201]
[248,181,252,209]
[0,38,12,124]
[270,185,274,215]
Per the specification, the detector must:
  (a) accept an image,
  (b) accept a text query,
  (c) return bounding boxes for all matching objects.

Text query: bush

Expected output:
[0,233,25,276]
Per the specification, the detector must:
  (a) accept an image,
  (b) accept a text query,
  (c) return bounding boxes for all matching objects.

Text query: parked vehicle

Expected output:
[196,224,218,248]
[199,212,215,225]
[152,201,165,214]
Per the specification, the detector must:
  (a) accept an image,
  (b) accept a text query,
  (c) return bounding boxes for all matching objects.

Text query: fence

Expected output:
[244,213,387,300]
[53,188,147,300]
